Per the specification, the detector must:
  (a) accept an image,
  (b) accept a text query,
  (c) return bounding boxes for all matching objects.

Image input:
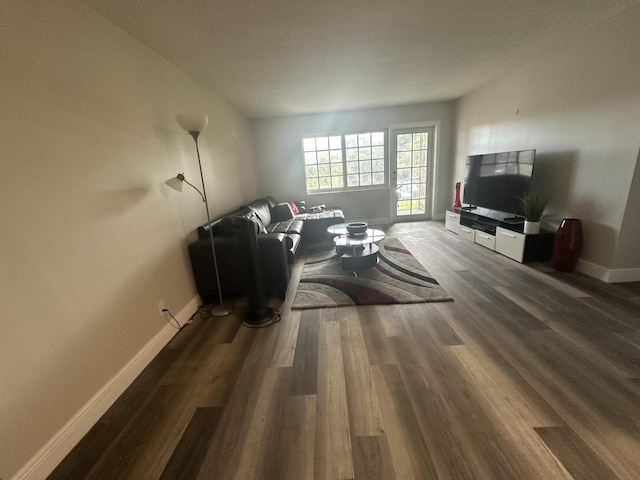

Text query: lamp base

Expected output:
[210,304,234,317]
[242,307,281,328]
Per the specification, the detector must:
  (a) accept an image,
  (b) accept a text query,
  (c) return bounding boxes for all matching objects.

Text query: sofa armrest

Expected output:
[188,236,245,300]
[256,233,291,298]
[257,232,289,258]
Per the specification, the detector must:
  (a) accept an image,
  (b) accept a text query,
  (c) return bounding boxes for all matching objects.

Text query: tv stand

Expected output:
[460,206,524,235]
[445,208,554,263]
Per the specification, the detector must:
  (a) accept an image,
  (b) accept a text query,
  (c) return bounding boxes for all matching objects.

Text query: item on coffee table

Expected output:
[347,221,368,237]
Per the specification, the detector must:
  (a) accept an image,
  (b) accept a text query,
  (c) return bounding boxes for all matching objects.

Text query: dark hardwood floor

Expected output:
[49,221,640,479]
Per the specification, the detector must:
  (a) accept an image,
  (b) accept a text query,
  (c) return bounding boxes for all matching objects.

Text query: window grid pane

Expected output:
[303,134,345,191]
[303,132,386,191]
[396,131,429,215]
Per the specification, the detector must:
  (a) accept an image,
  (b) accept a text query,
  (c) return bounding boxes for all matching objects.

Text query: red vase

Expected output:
[552,218,583,272]
[452,182,462,213]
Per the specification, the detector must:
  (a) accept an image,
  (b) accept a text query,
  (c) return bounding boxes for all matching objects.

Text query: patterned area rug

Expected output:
[292,237,453,309]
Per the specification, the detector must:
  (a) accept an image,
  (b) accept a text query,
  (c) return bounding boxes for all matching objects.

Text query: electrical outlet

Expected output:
[157,300,166,316]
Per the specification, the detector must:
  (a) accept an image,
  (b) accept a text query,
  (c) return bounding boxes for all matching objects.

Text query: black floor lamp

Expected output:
[168,114,233,317]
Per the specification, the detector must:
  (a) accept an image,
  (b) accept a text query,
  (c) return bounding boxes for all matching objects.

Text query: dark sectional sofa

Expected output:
[188,196,344,302]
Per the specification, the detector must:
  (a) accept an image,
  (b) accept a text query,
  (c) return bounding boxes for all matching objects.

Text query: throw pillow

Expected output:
[287,200,299,215]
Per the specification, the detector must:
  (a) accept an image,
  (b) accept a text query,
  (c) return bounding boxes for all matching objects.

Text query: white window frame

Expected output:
[302,130,388,194]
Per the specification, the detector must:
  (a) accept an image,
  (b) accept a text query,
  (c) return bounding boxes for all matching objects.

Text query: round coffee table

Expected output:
[328,225,386,271]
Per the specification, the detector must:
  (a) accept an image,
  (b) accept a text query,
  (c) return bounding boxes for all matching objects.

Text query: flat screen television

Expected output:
[463,149,536,215]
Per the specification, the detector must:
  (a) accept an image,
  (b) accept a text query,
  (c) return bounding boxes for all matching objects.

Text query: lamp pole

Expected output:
[180,123,233,317]
[174,114,277,327]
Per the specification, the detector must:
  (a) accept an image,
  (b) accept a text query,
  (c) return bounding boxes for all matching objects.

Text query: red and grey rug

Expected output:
[292,237,453,309]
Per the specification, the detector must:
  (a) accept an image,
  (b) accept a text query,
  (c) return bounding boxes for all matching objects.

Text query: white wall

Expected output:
[0,1,258,478]
[252,102,456,222]
[614,151,640,273]
[454,4,640,276]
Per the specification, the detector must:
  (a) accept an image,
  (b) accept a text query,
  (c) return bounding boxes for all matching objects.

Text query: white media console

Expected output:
[445,208,554,264]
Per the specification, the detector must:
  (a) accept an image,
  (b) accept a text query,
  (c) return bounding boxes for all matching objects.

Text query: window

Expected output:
[302,131,386,193]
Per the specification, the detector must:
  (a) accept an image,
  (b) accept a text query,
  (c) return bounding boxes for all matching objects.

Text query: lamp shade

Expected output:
[176,114,208,133]
[165,173,185,193]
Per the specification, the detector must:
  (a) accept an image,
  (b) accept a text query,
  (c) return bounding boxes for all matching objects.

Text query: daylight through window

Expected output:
[302,131,386,193]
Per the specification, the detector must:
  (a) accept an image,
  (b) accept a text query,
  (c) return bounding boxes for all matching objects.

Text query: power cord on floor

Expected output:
[162,303,220,330]
[165,303,282,329]
[162,308,192,330]
[191,304,215,321]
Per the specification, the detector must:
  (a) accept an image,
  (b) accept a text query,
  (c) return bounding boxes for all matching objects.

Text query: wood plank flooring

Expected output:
[49,221,640,479]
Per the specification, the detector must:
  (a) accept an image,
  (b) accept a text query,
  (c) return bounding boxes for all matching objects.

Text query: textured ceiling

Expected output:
[85,0,638,119]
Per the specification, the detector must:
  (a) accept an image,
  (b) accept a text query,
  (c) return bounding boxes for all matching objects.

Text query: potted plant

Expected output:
[522,191,545,234]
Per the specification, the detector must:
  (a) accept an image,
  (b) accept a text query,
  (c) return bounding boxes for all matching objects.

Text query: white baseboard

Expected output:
[12,296,201,480]
[606,267,640,283]
[575,259,610,282]
[575,259,640,283]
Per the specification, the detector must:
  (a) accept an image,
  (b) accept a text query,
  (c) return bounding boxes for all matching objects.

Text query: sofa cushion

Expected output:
[266,219,304,236]
[245,198,273,227]
[296,208,345,241]
[215,214,247,235]
[271,202,295,221]
[294,209,345,223]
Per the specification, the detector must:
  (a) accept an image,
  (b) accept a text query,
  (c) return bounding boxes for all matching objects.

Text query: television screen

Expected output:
[463,149,535,215]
